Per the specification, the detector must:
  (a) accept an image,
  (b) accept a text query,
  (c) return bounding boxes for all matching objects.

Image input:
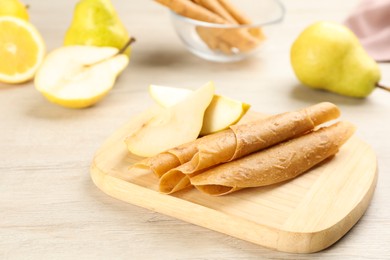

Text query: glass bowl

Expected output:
[170,0,285,62]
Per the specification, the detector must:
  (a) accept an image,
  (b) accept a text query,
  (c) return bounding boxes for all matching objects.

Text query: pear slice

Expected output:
[149,84,192,107]
[200,95,251,135]
[125,82,215,157]
[34,45,129,108]
[148,84,251,135]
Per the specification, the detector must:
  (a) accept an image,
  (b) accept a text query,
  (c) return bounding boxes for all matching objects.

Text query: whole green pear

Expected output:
[290,21,381,98]
[0,0,29,20]
[64,0,131,56]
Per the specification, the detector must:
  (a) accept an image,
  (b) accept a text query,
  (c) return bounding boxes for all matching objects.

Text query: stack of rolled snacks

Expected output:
[129,102,355,196]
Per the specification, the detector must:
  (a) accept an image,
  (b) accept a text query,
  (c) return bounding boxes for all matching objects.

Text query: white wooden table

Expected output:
[1,0,390,258]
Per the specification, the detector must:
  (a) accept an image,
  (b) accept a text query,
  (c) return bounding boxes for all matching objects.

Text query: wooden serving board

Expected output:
[90,112,377,253]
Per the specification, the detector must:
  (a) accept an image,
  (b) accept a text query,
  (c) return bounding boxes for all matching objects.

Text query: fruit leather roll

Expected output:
[133,102,340,193]
[131,129,230,177]
[190,121,355,196]
[158,102,340,193]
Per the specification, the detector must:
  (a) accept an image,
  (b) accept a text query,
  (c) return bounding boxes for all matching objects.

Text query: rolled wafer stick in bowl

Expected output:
[154,0,285,62]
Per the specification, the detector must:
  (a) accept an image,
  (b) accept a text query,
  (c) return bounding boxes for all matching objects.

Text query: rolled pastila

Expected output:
[193,0,238,24]
[217,0,265,40]
[131,129,229,178]
[159,102,340,194]
[191,121,356,196]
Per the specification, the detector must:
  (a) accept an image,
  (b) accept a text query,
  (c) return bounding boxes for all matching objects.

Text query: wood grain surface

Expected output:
[1,0,390,259]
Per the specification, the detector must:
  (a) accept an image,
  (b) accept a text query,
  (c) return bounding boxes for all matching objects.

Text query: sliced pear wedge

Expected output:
[125,82,215,157]
[200,95,251,135]
[148,84,251,135]
[149,84,192,107]
[35,45,129,108]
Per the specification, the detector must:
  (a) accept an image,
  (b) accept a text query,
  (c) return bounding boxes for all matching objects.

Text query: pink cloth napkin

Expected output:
[345,0,390,62]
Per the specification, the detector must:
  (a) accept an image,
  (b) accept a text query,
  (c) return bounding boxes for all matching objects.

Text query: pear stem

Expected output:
[118,37,136,55]
[84,37,136,67]
[376,82,390,92]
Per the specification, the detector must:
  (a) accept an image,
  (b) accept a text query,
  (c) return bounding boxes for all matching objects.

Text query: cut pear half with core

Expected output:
[125,82,215,157]
[34,45,129,108]
[149,84,251,135]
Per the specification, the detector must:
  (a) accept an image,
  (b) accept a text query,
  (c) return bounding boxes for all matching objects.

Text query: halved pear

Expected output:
[34,45,129,108]
[148,84,251,135]
[125,82,215,157]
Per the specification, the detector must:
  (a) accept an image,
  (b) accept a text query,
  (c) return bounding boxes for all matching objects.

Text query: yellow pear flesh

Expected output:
[149,85,192,107]
[200,95,250,135]
[125,82,215,157]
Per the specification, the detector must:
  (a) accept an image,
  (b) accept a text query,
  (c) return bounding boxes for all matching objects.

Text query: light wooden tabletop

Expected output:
[1,0,390,258]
